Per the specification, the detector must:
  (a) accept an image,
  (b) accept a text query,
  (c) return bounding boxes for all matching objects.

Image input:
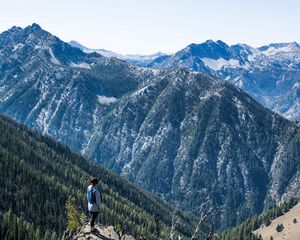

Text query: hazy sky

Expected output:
[0,0,299,54]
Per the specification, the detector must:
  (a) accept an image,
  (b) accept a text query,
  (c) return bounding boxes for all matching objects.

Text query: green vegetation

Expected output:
[293,218,297,224]
[0,210,57,240]
[65,196,85,231]
[275,223,284,232]
[1,113,298,240]
[0,115,196,239]
[220,197,299,240]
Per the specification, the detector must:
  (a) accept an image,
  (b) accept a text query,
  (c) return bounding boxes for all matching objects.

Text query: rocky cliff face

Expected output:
[0,24,300,228]
[150,40,300,121]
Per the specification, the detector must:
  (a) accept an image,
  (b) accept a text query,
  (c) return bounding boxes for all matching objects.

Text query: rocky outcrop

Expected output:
[63,224,135,240]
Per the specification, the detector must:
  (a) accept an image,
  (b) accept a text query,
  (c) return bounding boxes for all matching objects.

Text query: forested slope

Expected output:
[0,115,196,239]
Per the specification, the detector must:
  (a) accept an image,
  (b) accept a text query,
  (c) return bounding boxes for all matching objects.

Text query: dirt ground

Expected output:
[253,203,300,240]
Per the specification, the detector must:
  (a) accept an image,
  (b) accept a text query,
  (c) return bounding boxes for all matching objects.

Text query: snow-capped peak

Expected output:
[260,42,300,56]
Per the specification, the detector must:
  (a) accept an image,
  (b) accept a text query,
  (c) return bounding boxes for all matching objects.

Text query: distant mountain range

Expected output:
[150,40,300,121]
[69,40,169,67]
[74,39,300,121]
[1,24,300,229]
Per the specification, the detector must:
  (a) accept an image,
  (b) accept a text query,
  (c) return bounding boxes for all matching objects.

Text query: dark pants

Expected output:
[90,211,99,227]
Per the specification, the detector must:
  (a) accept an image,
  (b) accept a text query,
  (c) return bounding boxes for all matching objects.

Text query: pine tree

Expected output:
[65,196,84,231]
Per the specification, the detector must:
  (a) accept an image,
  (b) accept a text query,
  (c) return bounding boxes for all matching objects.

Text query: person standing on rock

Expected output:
[87,177,102,232]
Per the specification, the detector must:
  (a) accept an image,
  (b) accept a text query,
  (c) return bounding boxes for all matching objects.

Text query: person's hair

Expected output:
[90,178,99,185]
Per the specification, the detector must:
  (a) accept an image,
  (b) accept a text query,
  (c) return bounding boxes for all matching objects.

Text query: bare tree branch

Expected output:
[190,198,220,240]
[170,207,180,240]
[204,228,214,240]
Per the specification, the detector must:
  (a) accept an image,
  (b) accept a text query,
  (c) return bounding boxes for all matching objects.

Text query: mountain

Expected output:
[1,24,300,229]
[0,23,154,151]
[0,115,195,239]
[85,67,300,228]
[150,40,300,121]
[69,40,169,67]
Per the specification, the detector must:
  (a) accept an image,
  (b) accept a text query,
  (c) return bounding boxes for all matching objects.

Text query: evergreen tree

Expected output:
[65,196,84,231]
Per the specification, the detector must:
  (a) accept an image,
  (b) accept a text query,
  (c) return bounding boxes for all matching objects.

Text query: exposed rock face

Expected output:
[63,224,135,240]
[0,24,300,228]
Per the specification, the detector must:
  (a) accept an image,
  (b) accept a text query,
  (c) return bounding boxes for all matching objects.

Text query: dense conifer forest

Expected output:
[0,115,196,239]
[1,114,299,239]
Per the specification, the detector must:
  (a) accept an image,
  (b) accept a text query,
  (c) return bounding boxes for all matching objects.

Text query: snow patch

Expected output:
[69,62,91,69]
[292,82,300,89]
[201,57,240,71]
[199,89,222,101]
[12,43,24,51]
[285,102,300,120]
[131,85,150,97]
[48,48,60,65]
[262,43,300,56]
[231,76,244,88]
[97,95,118,104]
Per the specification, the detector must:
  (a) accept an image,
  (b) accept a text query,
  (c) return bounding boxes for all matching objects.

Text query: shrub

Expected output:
[293,218,297,224]
[276,223,284,232]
